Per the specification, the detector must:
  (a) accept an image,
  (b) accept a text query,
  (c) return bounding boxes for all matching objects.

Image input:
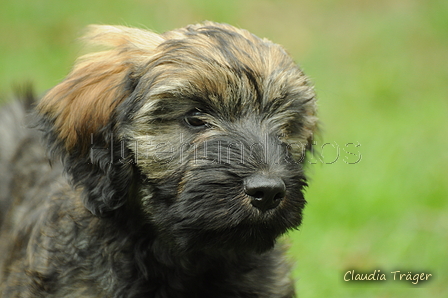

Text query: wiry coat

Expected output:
[0,22,317,297]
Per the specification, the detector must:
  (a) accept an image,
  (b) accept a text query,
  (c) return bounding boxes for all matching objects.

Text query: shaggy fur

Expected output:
[0,22,317,297]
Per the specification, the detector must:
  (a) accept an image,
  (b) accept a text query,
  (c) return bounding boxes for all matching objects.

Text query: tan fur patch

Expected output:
[37,25,164,152]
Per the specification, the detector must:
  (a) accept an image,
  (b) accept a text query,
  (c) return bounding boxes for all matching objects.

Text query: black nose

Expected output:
[244,175,286,212]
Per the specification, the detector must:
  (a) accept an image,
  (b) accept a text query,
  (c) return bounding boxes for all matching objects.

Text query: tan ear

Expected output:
[37,25,164,153]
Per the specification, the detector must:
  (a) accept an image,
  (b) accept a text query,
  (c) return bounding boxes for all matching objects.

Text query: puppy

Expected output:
[0,22,317,297]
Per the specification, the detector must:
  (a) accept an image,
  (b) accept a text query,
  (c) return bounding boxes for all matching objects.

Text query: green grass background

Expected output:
[1,0,447,297]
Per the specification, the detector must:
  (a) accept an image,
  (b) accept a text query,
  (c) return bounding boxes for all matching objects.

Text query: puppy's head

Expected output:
[37,22,317,253]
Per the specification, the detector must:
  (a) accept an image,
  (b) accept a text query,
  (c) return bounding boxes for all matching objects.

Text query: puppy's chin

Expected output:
[150,194,304,255]
[170,224,286,255]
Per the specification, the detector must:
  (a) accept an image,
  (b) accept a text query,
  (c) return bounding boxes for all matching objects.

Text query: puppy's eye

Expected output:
[184,110,208,129]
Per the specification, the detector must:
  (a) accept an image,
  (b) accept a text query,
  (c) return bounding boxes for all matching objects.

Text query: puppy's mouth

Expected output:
[165,206,302,254]
[143,156,307,254]
[150,183,305,254]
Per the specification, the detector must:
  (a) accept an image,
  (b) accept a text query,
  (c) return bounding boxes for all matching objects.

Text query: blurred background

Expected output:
[1,0,447,297]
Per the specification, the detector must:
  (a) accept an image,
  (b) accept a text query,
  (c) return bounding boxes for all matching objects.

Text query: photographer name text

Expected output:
[344,270,432,285]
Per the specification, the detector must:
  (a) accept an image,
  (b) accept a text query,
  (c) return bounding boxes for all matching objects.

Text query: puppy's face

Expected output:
[37,22,317,254]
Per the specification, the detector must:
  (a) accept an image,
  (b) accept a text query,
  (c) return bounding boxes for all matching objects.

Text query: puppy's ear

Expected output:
[37,25,164,216]
[38,25,164,153]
